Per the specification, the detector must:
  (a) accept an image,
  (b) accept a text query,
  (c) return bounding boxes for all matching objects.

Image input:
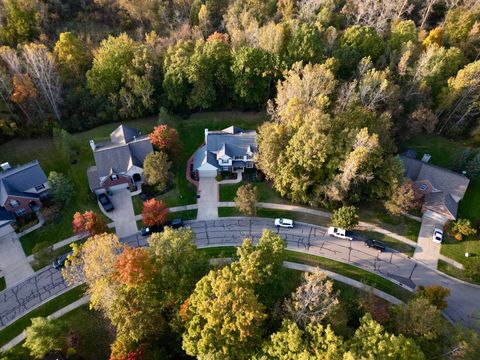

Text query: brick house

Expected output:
[87,125,153,194]
[0,160,49,218]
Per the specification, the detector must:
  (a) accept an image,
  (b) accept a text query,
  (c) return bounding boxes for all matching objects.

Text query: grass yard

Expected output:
[219,177,288,204]
[0,285,86,347]
[31,240,85,272]
[0,277,5,291]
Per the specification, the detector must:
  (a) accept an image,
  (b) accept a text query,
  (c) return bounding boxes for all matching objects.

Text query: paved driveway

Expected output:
[413,214,444,268]
[0,226,33,287]
[101,189,138,237]
[196,177,218,220]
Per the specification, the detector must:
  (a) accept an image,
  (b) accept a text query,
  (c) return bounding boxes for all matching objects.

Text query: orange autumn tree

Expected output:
[148,124,182,156]
[72,210,107,236]
[141,199,169,226]
[114,247,156,287]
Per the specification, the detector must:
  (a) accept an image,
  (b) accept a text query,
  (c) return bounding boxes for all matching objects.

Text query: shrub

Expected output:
[448,218,477,241]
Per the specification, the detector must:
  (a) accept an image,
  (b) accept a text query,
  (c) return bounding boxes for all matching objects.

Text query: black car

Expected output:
[53,251,73,269]
[140,224,164,236]
[98,193,114,212]
[167,218,183,229]
[364,239,387,252]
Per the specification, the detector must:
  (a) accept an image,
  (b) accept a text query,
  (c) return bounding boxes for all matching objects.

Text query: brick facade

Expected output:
[101,174,131,189]
[4,196,41,216]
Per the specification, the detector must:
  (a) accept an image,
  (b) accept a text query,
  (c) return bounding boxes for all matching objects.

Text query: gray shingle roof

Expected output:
[110,124,141,144]
[0,206,14,224]
[424,192,458,220]
[0,161,47,205]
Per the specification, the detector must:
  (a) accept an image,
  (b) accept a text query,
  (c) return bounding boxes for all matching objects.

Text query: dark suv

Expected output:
[364,239,386,252]
[98,193,114,212]
[140,224,164,236]
[167,218,183,229]
[53,252,73,269]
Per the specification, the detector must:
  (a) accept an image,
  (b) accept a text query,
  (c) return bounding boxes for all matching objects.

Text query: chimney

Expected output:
[421,153,431,163]
[0,162,11,171]
[204,128,209,144]
[89,140,96,151]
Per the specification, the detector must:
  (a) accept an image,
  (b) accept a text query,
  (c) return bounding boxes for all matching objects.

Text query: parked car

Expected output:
[364,239,386,252]
[53,251,73,270]
[98,193,114,212]
[274,218,294,228]
[327,227,354,241]
[140,224,164,236]
[167,218,183,229]
[432,228,443,244]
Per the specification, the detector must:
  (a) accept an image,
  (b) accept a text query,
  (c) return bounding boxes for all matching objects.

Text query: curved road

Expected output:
[0,218,479,330]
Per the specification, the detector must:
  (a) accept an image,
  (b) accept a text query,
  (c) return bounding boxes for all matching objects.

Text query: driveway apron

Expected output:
[196,178,219,220]
[102,189,138,237]
[0,226,34,287]
[413,214,445,268]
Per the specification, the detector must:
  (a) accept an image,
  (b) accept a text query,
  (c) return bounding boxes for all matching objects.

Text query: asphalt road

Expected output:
[0,218,479,330]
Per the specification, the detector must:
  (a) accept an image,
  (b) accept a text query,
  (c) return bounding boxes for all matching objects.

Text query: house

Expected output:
[0,160,49,218]
[193,126,257,178]
[87,125,153,193]
[399,154,470,222]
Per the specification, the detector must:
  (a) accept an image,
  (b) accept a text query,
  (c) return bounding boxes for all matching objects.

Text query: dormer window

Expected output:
[419,184,427,191]
[10,199,20,207]
[221,159,229,164]
[35,184,45,191]
[110,174,118,180]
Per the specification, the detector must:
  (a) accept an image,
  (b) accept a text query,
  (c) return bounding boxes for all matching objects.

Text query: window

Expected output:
[15,208,26,216]
[110,174,118,181]
[246,162,254,168]
[9,199,20,207]
[35,184,45,191]
[419,184,428,191]
[221,159,229,164]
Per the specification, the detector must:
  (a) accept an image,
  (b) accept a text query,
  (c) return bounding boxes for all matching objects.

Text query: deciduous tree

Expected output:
[235,183,257,215]
[149,124,182,156]
[72,210,107,236]
[54,32,90,80]
[48,171,73,205]
[114,247,156,287]
[0,0,41,46]
[384,179,422,216]
[450,218,477,240]
[143,151,171,192]
[415,285,450,310]
[23,317,66,360]
[331,206,359,230]
[141,198,169,226]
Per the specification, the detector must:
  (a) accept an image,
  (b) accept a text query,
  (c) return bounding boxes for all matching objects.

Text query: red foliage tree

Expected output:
[114,247,156,287]
[207,32,229,43]
[141,199,169,226]
[148,125,182,156]
[72,210,107,236]
[110,345,145,360]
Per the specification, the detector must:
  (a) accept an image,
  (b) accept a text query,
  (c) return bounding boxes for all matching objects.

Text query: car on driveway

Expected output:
[432,228,443,244]
[327,227,354,241]
[53,251,73,270]
[275,218,294,228]
[167,218,183,229]
[140,224,164,236]
[98,193,114,212]
[364,239,386,252]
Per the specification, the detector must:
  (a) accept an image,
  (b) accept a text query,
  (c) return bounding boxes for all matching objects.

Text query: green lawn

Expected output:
[0,285,86,347]
[0,277,5,291]
[437,260,480,284]
[401,134,480,222]
[132,194,144,215]
[219,178,288,204]
[31,241,85,272]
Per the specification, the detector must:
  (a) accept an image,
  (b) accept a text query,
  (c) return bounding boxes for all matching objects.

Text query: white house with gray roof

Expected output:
[193,126,257,178]
[87,125,153,193]
[399,154,470,221]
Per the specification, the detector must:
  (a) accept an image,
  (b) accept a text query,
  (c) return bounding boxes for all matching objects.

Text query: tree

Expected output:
[72,210,107,236]
[449,218,477,241]
[286,23,325,65]
[0,0,41,46]
[408,105,438,134]
[415,285,450,310]
[231,47,277,107]
[23,317,66,359]
[54,32,90,80]
[143,151,171,192]
[388,20,418,51]
[48,171,73,205]
[114,247,156,287]
[235,183,257,215]
[393,297,446,340]
[334,25,385,76]
[63,233,124,312]
[52,128,73,164]
[348,313,425,359]
[384,180,422,216]
[141,198,169,226]
[149,124,182,156]
[182,266,267,359]
[331,206,359,230]
[284,268,339,328]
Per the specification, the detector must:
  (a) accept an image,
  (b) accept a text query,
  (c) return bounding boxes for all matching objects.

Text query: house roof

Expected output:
[87,166,101,191]
[91,125,153,180]
[399,155,469,200]
[424,192,458,220]
[0,160,47,206]
[0,206,14,226]
[193,126,257,171]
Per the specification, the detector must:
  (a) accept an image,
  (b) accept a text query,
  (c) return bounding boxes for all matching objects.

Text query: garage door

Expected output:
[423,210,449,225]
[199,169,218,178]
[108,183,129,192]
